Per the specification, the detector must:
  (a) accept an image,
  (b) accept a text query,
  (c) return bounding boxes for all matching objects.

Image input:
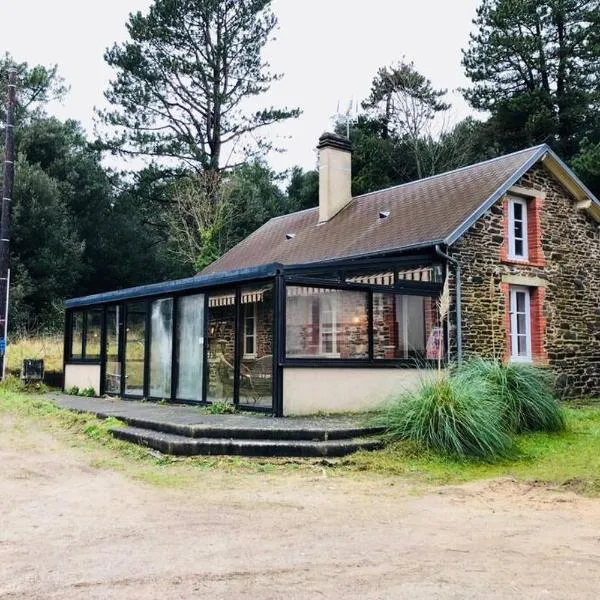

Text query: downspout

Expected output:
[435,245,462,363]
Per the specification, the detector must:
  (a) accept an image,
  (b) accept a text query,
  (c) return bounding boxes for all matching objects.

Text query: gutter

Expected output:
[435,245,462,363]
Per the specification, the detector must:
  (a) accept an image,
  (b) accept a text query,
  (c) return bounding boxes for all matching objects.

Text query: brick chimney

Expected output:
[317,132,352,222]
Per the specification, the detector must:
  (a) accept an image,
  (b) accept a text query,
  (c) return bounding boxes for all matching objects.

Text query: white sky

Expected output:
[1,0,481,173]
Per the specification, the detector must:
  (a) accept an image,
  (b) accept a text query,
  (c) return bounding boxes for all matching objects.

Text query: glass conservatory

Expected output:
[64,253,446,416]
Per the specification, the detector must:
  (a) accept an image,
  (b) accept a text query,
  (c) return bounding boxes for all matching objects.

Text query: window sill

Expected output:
[501,257,546,268]
[509,356,532,364]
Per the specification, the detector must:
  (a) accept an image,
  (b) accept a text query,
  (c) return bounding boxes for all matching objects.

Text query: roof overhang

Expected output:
[444,144,600,246]
[541,151,600,223]
[65,263,283,309]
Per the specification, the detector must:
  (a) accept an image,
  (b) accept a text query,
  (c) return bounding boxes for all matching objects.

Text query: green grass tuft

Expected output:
[457,358,565,434]
[375,374,512,460]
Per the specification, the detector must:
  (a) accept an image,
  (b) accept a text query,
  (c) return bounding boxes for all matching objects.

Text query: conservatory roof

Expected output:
[202,144,600,275]
[65,263,282,309]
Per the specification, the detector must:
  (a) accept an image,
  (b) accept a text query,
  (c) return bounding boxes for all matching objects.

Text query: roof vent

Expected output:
[286,233,296,240]
[379,210,391,220]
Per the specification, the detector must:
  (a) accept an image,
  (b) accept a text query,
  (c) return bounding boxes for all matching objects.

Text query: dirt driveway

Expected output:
[1,417,600,599]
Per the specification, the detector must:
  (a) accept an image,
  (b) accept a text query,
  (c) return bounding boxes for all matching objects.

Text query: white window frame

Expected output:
[509,286,532,363]
[508,196,529,260]
[243,303,257,358]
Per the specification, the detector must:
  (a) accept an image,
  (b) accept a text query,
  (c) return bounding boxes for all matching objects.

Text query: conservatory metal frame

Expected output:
[64,250,447,416]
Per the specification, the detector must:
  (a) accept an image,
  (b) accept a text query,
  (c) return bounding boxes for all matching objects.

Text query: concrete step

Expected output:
[110,426,383,458]
[113,415,383,442]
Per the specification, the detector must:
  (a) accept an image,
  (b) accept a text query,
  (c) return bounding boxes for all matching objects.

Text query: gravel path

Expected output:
[1,415,600,599]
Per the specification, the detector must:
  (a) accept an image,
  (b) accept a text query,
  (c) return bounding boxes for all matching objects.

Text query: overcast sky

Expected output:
[2,0,481,172]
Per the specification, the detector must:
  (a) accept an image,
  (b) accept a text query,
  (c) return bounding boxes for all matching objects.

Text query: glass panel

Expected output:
[286,287,368,359]
[513,202,523,220]
[517,335,528,356]
[176,294,205,402]
[125,301,147,396]
[207,290,236,404]
[244,304,256,356]
[345,269,394,286]
[514,239,524,256]
[373,293,441,361]
[105,305,121,395]
[85,309,103,359]
[70,311,84,359]
[516,291,526,314]
[514,220,523,239]
[396,264,442,283]
[517,313,527,336]
[149,298,173,399]
[240,285,273,408]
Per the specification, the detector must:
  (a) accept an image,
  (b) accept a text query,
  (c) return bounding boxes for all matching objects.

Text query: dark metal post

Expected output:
[233,287,242,407]
[170,297,179,402]
[272,273,285,417]
[0,68,17,379]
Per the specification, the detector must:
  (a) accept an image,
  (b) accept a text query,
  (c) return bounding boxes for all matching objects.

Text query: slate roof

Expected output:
[199,144,590,275]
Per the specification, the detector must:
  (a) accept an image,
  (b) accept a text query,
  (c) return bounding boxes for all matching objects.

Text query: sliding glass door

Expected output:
[149,298,174,399]
[176,294,205,402]
[104,305,122,395]
[124,301,147,396]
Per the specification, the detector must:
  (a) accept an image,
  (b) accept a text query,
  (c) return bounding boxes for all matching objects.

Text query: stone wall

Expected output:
[447,163,600,397]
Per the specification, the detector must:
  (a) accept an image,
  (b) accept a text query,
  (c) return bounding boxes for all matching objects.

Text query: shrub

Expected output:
[81,387,96,397]
[377,374,512,459]
[458,359,565,434]
[68,386,80,396]
[206,401,236,415]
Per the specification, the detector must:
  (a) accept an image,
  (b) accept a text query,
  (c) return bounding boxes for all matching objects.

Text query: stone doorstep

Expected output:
[104,415,383,442]
[48,394,383,443]
[111,426,384,458]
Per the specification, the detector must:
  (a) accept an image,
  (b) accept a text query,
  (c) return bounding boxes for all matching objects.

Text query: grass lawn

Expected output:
[6,333,63,374]
[2,387,600,495]
[346,399,600,494]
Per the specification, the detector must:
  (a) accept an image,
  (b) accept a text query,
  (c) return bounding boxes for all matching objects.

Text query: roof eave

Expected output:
[280,240,444,272]
[443,145,549,247]
[444,145,600,247]
[65,263,283,309]
[541,149,600,223]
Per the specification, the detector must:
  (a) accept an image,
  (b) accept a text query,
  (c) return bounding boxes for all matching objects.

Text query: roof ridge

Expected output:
[263,145,549,225]
[268,205,318,222]
[353,144,549,201]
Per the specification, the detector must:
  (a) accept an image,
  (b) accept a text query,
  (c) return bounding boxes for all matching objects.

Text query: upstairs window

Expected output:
[508,196,528,260]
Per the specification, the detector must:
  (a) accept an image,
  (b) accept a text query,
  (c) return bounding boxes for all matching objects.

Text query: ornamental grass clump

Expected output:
[458,358,565,434]
[378,375,512,460]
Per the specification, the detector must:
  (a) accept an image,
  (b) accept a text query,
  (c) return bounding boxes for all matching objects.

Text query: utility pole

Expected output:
[0,68,17,378]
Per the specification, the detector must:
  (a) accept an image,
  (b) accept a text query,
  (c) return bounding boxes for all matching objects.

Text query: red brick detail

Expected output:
[500,198,510,263]
[500,283,511,363]
[530,286,548,364]
[500,195,546,267]
[527,196,546,267]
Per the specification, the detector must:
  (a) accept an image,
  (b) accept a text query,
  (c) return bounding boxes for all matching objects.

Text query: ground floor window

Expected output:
[285,287,369,359]
[372,293,441,362]
[68,308,102,360]
[509,286,531,362]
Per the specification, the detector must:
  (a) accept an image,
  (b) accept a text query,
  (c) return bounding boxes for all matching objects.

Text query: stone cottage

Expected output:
[63,133,600,415]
